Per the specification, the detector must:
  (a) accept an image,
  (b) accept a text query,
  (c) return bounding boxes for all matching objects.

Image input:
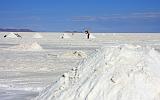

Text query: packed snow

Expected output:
[0,32,160,100]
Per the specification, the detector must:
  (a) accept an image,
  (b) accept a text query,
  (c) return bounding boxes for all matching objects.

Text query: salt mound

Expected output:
[60,33,71,39]
[59,51,87,58]
[90,34,96,39]
[35,45,160,100]
[33,33,43,38]
[5,32,18,38]
[9,42,43,51]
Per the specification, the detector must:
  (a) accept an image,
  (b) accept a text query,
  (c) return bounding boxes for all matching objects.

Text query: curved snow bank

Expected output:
[8,42,43,51]
[33,33,43,38]
[59,51,87,59]
[60,33,71,39]
[35,45,160,100]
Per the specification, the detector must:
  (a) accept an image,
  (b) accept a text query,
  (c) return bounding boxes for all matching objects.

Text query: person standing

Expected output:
[85,30,90,39]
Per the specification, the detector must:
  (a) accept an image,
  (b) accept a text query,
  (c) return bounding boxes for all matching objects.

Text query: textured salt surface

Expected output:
[59,51,87,58]
[1,32,160,100]
[60,33,71,39]
[33,33,43,38]
[35,45,160,100]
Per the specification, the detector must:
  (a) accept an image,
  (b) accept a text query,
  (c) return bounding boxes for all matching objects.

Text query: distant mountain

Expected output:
[0,28,34,32]
[64,31,83,33]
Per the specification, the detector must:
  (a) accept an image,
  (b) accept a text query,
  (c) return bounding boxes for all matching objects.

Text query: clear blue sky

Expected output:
[0,0,160,32]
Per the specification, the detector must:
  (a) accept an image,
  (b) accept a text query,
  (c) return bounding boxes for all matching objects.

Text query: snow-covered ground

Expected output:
[0,32,160,100]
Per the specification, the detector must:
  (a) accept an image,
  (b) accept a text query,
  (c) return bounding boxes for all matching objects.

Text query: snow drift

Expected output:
[33,33,43,38]
[35,45,160,100]
[8,42,43,51]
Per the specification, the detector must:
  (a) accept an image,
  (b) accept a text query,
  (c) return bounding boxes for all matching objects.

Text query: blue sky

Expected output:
[0,0,160,32]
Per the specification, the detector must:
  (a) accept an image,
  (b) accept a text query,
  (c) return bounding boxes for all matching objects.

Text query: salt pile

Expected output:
[33,33,43,38]
[90,34,96,39]
[35,45,160,100]
[60,33,71,39]
[9,42,43,51]
[59,51,87,58]
[5,32,18,38]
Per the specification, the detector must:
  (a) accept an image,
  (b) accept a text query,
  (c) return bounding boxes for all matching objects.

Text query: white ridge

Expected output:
[5,32,18,38]
[35,45,160,100]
